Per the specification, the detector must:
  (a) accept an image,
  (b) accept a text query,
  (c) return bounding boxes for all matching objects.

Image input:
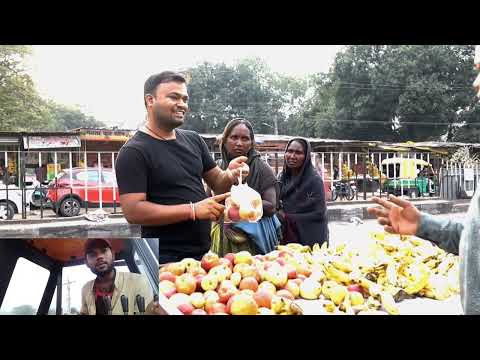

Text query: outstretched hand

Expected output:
[367,195,421,235]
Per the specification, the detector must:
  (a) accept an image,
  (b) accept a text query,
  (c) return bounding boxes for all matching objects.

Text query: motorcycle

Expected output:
[31,180,52,209]
[331,180,357,201]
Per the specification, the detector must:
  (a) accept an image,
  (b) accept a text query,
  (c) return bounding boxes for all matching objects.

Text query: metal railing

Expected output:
[1,149,467,222]
[0,150,120,221]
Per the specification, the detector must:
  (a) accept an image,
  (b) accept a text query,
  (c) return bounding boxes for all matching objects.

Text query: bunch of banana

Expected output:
[273,230,460,315]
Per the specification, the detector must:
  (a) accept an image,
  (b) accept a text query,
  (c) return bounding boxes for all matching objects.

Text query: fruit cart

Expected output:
[157,223,461,315]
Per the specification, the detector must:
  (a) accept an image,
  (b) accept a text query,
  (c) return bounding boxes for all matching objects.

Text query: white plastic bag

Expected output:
[224,168,263,223]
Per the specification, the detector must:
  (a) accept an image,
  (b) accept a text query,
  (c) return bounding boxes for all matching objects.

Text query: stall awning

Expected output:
[23,135,81,149]
[0,136,20,145]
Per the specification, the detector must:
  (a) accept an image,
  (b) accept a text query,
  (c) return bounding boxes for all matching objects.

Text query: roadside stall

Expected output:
[156,228,461,315]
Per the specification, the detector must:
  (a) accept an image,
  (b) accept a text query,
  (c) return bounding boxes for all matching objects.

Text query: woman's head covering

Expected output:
[278,137,329,247]
[279,137,314,200]
[218,118,276,195]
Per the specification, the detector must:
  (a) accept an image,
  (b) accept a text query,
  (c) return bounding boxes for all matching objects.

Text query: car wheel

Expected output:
[0,201,15,220]
[59,197,81,217]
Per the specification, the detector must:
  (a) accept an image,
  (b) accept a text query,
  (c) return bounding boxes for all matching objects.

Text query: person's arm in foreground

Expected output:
[367,195,463,254]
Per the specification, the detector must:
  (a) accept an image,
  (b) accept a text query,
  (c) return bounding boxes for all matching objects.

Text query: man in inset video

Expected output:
[80,239,160,315]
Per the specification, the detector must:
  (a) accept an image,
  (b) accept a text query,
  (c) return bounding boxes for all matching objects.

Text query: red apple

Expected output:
[226,296,235,314]
[217,280,239,304]
[253,290,273,308]
[234,251,253,265]
[228,206,241,222]
[166,262,186,276]
[159,271,176,283]
[285,264,297,279]
[169,293,191,309]
[219,258,233,271]
[159,280,177,298]
[201,252,221,272]
[258,281,277,295]
[207,302,227,315]
[189,267,207,276]
[164,288,177,299]
[224,253,235,265]
[201,274,219,292]
[194,274,205,291]
[265,265,288,289]
[230,272,242,287]
[285,280,300,298]
[347,284,364,294]
[191,309,207,315]
[175,273,197,295]
[178,303,195,315]
[228,294,258,315]
[239,277,259,292]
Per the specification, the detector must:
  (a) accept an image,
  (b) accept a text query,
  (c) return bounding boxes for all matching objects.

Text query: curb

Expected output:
[327,200,470,222]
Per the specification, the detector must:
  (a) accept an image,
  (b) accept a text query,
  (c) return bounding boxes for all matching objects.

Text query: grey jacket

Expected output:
[416,190,480,314]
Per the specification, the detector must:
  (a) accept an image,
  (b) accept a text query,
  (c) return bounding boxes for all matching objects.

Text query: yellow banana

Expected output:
[332,259,353,273]
[359,278,382,297]
[380,291,399,315]
[404,264,429,295]
[325,264,351,284]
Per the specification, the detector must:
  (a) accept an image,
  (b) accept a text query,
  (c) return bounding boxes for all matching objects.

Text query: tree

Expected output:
[184,58,308,135]
[0,45,55,131]
[46,101,105,131]
[305,45,479,141]
[11,304,36,315]
[0,45,105,132]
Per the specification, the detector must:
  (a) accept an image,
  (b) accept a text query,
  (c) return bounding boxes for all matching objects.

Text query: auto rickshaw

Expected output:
[381,157,436,198]
[0,238,159,315]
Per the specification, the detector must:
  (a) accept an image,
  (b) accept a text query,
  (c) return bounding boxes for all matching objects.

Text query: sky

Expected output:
[27,45,344,130]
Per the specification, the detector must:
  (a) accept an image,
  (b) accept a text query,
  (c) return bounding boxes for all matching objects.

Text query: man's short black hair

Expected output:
[144,71,187,107]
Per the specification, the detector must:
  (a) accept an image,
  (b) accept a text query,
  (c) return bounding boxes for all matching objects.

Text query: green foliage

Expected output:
[305,45,479,142]
[184,58,308,135]
[0,45,104,132]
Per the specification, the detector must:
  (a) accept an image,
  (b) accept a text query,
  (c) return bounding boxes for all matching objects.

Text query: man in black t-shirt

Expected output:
[115,71,249,263]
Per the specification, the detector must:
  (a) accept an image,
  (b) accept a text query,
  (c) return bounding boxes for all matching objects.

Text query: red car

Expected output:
[47,167,121,217]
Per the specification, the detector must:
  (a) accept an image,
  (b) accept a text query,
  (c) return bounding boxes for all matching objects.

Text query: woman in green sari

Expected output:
[209,118,281,256]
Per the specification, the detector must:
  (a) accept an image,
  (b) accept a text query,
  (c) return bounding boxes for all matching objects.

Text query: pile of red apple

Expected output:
[159,250,311,315]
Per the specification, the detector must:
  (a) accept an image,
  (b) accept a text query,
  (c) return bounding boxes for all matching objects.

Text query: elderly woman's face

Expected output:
[285,141,306,170]
[225,124,253,158]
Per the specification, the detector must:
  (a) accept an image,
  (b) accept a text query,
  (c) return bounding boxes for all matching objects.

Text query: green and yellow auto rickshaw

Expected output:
[381,157,436,198]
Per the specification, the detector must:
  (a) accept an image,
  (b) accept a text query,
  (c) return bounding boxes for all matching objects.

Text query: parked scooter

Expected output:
[331,180,357,201]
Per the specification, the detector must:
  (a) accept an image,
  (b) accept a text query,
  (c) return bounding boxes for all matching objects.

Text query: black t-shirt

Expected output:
[115,129,216,258]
